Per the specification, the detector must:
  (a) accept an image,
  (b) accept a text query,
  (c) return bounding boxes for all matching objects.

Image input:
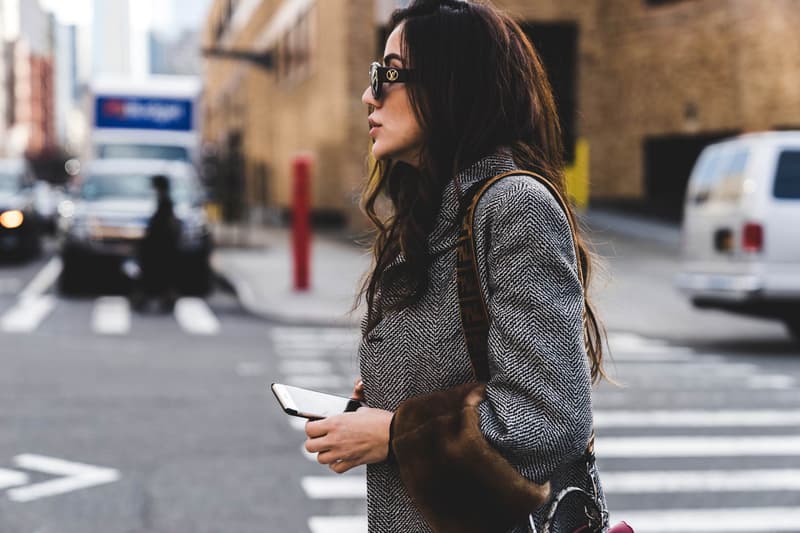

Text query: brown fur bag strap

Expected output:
[456,169,583,382]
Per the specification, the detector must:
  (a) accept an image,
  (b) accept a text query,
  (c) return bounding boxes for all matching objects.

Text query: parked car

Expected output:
[57,159,212,294]
[675,131,800,340]
[0,159,42,258]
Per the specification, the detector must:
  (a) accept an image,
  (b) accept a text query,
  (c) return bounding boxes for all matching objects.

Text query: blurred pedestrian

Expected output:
[303,1,611,532]
[132,174,180,312]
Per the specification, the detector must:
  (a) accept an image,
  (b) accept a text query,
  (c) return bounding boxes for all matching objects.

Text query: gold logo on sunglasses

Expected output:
[387,68,399,81]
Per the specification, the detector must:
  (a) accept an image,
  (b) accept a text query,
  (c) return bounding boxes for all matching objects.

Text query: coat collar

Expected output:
[427,149,517,255]
[383,149,518,271]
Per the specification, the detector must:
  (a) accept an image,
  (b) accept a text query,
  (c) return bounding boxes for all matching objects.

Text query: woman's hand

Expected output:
[304,407,393,474]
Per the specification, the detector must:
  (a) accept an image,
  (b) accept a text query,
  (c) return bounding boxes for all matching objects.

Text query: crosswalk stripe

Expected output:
[18,257,61,300]
[92,297,130,335]
[298,468,800,498]
[603,469,800,493]
[308,516,367,533]
[610,507,800,532]
[302,476,366,499]
[1,295,56,333]
[597,435,800,457]
[746,374,796,389]
[174,297,220,335]
[594,409,800,427]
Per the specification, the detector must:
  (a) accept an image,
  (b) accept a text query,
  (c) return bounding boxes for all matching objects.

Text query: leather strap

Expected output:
[456,170,583,382]
[455,169,595,454]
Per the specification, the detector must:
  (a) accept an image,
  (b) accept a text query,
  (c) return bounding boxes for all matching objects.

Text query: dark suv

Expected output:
[0,159,42,259]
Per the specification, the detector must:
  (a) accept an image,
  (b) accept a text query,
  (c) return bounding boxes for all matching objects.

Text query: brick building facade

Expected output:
[202,0,800,225]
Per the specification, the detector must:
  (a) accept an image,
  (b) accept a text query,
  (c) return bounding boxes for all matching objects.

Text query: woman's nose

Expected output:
[362,86,379,107]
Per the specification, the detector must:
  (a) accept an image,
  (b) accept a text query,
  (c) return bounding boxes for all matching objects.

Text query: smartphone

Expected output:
[271,383,363,420]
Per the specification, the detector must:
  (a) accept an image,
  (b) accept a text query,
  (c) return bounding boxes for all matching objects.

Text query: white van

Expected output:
[675,131,800,340]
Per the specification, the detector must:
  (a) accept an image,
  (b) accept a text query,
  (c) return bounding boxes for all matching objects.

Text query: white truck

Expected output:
[88,75,202,165]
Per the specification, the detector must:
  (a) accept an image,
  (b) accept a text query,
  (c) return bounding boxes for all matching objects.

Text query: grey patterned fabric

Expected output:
[358,150,605,533]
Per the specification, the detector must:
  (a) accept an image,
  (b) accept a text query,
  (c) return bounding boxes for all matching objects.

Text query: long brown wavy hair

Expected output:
[359,0,608,383]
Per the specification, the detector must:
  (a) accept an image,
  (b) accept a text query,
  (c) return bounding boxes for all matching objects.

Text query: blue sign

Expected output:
[95,96,194,131]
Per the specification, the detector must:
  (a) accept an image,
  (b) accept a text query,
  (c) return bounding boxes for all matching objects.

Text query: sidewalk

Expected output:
[210,210,681,327]
[210,224,371,327]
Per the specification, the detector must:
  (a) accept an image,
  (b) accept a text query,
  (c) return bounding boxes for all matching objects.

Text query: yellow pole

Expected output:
[564,138,589,210]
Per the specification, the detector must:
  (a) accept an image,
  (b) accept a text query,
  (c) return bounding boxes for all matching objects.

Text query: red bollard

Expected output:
[292,154,312,291]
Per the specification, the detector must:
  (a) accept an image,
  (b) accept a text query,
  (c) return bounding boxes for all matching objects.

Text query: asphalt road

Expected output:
[0,236,798,533]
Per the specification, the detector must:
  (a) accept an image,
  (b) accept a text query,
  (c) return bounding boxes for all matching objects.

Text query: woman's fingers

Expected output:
[305,418,329,438]
[316,449,338,465]
[329,459,355,474]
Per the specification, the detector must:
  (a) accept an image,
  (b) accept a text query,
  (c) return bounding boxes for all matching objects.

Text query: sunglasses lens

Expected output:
[370,63,381,99]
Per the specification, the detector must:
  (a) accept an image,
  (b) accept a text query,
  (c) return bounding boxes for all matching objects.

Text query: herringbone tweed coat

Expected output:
[358,150,605,533]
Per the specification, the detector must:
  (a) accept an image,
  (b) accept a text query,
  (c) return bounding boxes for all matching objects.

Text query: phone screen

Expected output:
[272,384,359,419]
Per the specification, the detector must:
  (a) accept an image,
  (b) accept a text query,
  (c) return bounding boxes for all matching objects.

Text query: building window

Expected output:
[276,4,316,85]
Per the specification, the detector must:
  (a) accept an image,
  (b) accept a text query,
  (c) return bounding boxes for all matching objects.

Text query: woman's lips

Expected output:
[368,117,381,136]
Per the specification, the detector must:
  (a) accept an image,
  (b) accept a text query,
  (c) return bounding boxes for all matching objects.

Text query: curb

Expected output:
[210,258,360,328]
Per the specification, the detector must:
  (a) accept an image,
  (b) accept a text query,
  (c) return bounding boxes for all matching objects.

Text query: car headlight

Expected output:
[0,210,24,229]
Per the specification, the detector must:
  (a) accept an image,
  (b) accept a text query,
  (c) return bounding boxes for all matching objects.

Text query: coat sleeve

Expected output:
[475,175,594,483]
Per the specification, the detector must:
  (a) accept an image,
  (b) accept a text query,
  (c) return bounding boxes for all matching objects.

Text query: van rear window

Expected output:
[689,146,749,205]
[773,151,800,199]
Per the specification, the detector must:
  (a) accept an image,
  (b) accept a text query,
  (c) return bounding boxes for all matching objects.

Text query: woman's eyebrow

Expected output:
[383,53,405,66]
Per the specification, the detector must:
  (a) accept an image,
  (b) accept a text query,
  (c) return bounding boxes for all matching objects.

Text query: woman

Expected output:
[304,1,608,531]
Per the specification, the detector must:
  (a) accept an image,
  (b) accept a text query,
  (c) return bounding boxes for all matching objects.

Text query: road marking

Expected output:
[18,257,62,300]
[279,360,334,374]
[594,409,800,427]
[0,468,29,490]
[302,476,366,499]
[603,469,800,493]
[308,516,367,533]
[0,295,56,333]
[597,435,800,457]
[7,454,119,503]
[175,297,220,335]
[746,374,796,389]
[91,297,130,335]
[610,507,800,532]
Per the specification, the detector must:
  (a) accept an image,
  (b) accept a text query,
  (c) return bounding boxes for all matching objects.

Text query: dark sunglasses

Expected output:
[370,61,416,100]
